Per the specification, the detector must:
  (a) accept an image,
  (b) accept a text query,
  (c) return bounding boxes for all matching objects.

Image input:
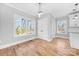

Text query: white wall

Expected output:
[0,4,36,45]
[51,14,56,39]
[69,13,79,49]
[69,33,79,48]
[37,13,55,41]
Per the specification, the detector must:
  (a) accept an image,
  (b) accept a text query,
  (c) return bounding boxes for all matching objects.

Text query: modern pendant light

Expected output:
[70,3,79,15]
[72,3,79,22]
[38,3,43,18]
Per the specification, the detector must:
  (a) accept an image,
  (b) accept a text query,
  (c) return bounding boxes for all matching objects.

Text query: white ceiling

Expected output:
[5,3,79,18]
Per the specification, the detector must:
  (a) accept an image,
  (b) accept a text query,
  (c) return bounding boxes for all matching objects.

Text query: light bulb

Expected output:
[74,14,78,19]
[38,11,43,18]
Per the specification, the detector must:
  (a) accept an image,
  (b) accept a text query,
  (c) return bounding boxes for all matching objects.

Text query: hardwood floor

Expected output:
[0,37,79,56]
[51,37,78,56]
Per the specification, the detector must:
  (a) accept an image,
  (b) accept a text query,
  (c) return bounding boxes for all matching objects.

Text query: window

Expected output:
[16,16,26,35]
[15,15,36,37]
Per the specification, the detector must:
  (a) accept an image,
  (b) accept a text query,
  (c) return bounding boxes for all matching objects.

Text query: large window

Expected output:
[15,15,36,37]
[16,16,26,35]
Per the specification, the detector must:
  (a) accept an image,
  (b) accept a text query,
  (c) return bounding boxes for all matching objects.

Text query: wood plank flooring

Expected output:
[0,37,79,56]
[14,37,79,56]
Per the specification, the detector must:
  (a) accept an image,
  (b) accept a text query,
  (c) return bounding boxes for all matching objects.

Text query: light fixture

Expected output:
[73,3,78,11]
[38,3,43,18]
[74,14,78,19]
[72,3,79,22]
